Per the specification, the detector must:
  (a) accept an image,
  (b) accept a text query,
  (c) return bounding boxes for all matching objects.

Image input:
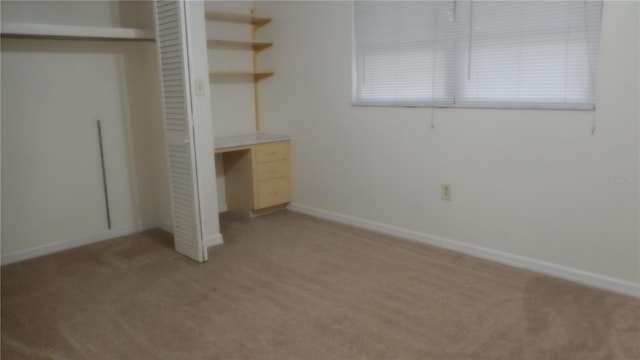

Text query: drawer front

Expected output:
[256,177,291,209]
[254,142,289,163]
[256,160,289,181]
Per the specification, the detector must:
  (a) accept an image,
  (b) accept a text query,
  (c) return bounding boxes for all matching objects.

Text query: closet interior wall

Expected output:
[1,1,171,263]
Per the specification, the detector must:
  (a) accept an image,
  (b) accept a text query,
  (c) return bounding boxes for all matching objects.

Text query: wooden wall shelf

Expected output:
[207,39,272,51]
[204,10,271,27]
[209,71,274,80]
[205,8,274,130]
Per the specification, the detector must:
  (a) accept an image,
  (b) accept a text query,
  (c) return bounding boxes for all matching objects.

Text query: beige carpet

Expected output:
[2,211,639,360]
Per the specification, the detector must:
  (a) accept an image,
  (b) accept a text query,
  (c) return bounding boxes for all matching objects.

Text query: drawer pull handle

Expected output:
[267,151,277,156]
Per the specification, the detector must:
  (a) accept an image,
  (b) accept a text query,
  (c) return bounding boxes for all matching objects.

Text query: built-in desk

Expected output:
[214,133,291,217]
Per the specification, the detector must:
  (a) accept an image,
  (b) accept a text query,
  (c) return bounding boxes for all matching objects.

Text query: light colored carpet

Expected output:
[2,210,639,359]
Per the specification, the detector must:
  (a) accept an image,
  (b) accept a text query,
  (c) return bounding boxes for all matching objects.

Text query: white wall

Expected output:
[1,0,168,261]
[255,1,639,291]
[206,0,256,137]
[1,0,154,29]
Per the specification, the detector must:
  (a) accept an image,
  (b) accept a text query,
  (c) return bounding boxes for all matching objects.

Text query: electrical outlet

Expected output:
[441,184,452,201]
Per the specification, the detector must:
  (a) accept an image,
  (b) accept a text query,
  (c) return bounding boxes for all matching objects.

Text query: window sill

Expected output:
[351,101,595,111]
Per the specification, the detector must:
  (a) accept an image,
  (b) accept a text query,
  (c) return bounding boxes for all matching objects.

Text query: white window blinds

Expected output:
[353,1,603,110]
[353,1,457,106]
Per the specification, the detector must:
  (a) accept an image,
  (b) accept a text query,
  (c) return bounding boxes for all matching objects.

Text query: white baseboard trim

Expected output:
[159,223,224,249]
[1,222,159,265]
[2,222,225,265]
[288,203,640,298]
[203,234,224,248]
[158,222,174,233]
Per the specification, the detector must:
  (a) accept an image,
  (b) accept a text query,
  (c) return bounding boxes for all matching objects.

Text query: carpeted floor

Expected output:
[2,211,639,359]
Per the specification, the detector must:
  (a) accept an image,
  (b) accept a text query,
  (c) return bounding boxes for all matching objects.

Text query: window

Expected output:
[353,1,603,110]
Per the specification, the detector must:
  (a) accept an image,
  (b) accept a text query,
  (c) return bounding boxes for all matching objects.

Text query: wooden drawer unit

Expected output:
[256,177,290,209]
[256,160,289,181]
[253,142,291,211]
[219,140,291,217]
[255,142,288,163]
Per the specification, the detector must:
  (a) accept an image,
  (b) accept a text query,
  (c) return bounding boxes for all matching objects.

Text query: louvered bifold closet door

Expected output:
[153,0,206,262]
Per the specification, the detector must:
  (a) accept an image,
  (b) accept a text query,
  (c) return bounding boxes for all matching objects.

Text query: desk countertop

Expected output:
[214,133,290,150]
